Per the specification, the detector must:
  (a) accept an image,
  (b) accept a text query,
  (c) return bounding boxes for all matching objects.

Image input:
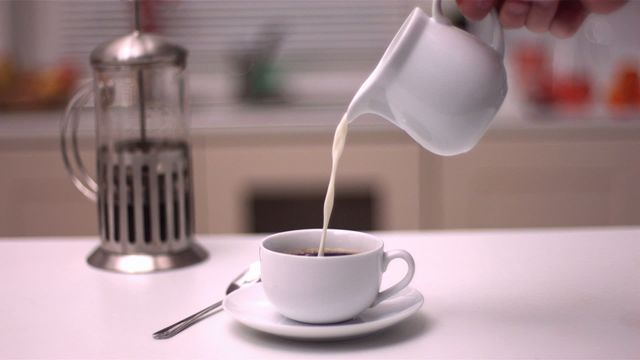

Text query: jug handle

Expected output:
[60,81,98,202]
[432,0,505,58]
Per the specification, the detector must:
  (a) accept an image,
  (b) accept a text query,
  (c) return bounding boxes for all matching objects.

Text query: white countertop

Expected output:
[1,227,639,359]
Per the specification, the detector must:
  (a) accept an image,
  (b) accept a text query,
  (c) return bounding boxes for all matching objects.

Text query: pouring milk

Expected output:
[318,0,508,255]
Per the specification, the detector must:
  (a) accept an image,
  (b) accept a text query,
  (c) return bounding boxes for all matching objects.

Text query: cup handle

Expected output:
[431,0,451,25]
[60,81,98,201]
[372,249,415,307]
[432,0,505,58]
[484,9,505,58]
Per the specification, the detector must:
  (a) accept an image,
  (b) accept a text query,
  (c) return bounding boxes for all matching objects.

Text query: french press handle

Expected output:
[60,82,98,202]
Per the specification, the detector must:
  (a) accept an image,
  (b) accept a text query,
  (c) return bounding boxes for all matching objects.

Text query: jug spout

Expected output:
[345,83,394,125]
[344,6,427,124]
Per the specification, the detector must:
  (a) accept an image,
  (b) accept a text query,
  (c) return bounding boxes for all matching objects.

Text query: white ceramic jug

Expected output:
[345,0,507,156]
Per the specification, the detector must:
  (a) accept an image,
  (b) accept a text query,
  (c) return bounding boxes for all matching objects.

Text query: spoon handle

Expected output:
[152,300,223,339]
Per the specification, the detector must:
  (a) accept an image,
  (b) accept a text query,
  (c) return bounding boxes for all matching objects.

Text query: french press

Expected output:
[61,1,207,273]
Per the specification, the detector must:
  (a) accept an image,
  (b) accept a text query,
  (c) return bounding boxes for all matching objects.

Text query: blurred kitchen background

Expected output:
[0,0,639,237]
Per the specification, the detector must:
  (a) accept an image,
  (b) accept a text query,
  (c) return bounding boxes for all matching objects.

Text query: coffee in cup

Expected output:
[287,247,357,257]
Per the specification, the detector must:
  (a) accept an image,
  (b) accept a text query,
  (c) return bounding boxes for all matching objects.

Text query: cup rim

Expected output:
[261,228,383,260]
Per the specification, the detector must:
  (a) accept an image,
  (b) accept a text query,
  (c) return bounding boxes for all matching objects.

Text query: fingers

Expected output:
[499,0,532,28]
[525,0,559,33]
[456,0,498,21]
[550,0,589,38]
[581,0,627,14]
[456,0,623,38]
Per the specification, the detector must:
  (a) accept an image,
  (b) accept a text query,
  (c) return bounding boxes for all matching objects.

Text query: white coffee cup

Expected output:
[260,229,415,324]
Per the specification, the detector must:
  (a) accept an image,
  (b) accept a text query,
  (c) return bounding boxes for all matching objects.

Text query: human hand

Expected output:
[456,0,627,38]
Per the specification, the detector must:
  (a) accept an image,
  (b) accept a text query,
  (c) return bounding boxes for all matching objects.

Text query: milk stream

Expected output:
[318,113,349,256]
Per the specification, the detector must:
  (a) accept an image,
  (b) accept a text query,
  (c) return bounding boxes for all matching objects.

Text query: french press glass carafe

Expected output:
[61,3,207,273]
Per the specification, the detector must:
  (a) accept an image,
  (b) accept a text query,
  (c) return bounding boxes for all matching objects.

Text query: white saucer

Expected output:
[223,283,424,341]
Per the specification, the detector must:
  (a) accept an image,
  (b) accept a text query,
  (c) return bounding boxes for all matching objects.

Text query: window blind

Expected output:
[57,0,421,71]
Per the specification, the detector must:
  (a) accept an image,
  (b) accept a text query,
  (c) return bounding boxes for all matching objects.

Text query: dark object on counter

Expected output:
[513,43,592,110]
[0,58,78,111]
[251,190,375,233]
[608,62,640,111]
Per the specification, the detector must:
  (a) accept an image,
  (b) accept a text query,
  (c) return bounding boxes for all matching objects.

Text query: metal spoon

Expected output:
[152,261,261,339]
